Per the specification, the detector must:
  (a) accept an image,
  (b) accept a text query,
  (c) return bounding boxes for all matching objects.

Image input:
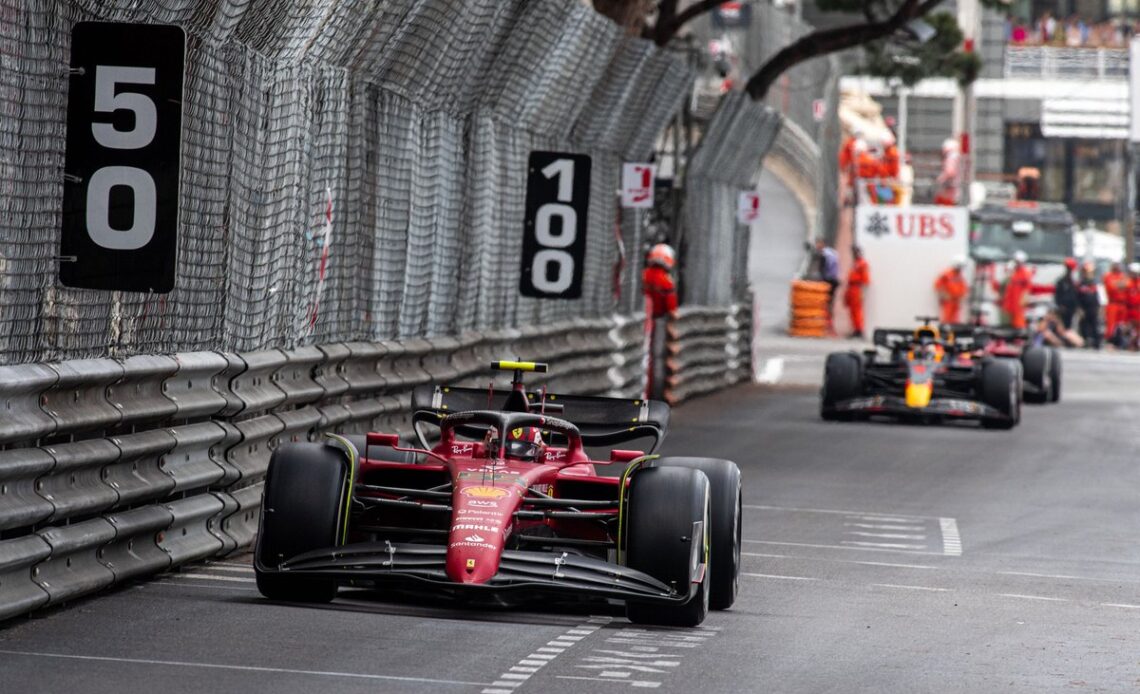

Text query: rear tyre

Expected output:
[821,352,863,420]
[255,443,350,602]
[1020,347,1050,404]
[625,467,711,627]
[656,458,742,610]
[1048,347,1062,403]
[980,360,1020,430]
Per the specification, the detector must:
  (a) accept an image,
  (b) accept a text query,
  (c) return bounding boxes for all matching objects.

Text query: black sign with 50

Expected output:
[60,22,184,293]
[520,151,591,299]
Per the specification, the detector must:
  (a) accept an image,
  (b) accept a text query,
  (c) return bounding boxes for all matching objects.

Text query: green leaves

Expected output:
[860,12,982,86]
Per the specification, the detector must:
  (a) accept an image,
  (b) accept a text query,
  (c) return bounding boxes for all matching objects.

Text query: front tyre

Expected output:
[980,360,1020,430]
[1020,347,1050,404]
[255,443,351,602]
[821,352,863,420]
[655,457,742,610]
[624,467,711,627]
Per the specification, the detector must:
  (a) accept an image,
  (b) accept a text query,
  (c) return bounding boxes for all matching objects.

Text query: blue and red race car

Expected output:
[254,361,742,627]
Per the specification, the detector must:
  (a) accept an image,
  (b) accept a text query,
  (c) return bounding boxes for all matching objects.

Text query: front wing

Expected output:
[826,394,1009,423]
[255,541,697,605]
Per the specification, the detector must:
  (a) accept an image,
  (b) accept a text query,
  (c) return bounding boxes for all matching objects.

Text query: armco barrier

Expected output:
[0,314,657,621]
[664,304,755,405]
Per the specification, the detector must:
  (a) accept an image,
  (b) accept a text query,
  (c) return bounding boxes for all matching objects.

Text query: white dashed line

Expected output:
[872,583,950,592]
[841,540,929,550]
[844,523,926,531]
[745,539,946,556]
[742,572,818,581]
[171,573,256,583]
[742,552,936,570]
[743,504,940,520]
[1102,603,1140,610]
[846,531,928,541]
[480,617,609,694]
[998,593,1069,602]
[940,518,962,556]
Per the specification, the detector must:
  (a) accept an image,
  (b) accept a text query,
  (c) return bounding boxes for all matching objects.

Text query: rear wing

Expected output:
[411,385,670,453]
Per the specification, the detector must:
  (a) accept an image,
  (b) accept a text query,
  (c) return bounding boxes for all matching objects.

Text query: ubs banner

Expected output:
[60,22,184,293]
[854,205,969,333]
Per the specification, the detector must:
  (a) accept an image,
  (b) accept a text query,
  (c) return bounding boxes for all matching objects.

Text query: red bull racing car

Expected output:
[254,361,742,627]
[821,318,1022,429]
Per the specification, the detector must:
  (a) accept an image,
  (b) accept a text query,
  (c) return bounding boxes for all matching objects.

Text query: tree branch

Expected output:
[744,0,946,100]
[653,0,734,45]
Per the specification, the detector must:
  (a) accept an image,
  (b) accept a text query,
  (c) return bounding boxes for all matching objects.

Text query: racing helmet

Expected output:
[647,243,676,270]
[490,426,544,461]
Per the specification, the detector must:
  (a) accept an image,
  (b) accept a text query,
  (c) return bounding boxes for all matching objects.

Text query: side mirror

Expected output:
[610,449,645,463]
[366,433,401,448]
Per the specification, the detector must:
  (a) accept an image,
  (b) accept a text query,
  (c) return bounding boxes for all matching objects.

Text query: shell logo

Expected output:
[461,486,510,499]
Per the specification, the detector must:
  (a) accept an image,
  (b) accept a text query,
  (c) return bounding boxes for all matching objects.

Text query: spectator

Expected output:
[1053,257,1079,329]
[1037,309,1084,348]
[642,243,678,318]
[934,138,961,206]
[1076,260,1101,349]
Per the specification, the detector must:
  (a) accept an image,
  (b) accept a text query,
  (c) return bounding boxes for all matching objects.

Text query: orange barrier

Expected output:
[788,280,832,337]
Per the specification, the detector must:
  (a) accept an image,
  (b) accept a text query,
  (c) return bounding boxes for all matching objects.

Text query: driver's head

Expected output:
[491,426,543,461]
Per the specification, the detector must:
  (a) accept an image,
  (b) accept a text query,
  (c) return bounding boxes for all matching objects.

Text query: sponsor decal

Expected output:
[461,486,510,499]
[450,541,496,550]
[465,534,485,543]
[512,427,524,438]
[544,449,567,462]
[457,471,520,482]
[452,523,500,533]
[466,500,499,508]
[450,442,475,455]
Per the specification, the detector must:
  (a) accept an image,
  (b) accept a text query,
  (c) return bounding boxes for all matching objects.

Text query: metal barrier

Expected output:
[0,315,652,621]
[663,303,755,405]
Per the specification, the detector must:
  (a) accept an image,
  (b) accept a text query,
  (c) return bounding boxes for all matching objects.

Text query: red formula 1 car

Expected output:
[253,361,742,627]
[945,325,1061,404]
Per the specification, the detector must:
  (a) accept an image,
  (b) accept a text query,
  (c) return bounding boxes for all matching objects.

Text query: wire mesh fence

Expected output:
[0,0,700,365]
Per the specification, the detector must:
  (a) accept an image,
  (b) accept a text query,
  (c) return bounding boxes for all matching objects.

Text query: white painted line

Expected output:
[171,573,256,583]
[997,570,1124,583]
[1102,603,1140,610]
[742,572,818,581]
[756,357,785,384]
[745,539,945,556]
[744,504,939,520]
[601,671,632,678]
[482,690,514,694]
[557,675,662,688]
[841,540,929,550]
[851,515,916,523]
[151,581,256,593]
[872,583,950,592]
[846,531,928,541]
[211,561,254,568]
[0,649,488,686]
[740,552,936,570]
[481,619,608,694]
[202,565,255,573]
[998,593,1069,602]
[940,518,962,556]
[845,523,926,531]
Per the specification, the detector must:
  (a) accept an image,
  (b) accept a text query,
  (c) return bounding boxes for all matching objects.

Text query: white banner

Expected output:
[620,163,655,208]
[737,192,760,224]
[854,205,970,333]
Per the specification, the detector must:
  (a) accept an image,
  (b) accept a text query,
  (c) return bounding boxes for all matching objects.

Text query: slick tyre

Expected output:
[821,352,863,420]
[1048,347,1062,402]
[1020,347,1050,404]
[255,443,350,602]
[980,360,1020,430]
[625,467,711,627]
[656,458,742,610]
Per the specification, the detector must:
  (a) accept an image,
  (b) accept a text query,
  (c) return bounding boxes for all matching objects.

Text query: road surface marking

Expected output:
[741,552,936,570]
[572,627,715,688]
[841,540,928,550]
[557,675,662,688]
[202,564,254,573]
[745,539,946,556]
[844,523,926,531]
[997,570,1122,583]
[171,573,256,583]
[940,518,962,556]
[0,649,488,686]
[872,583,950,592]
[481,618,609,694]
[151,581,256,592]
[744,504,940,520]
[846,531,927,541]
[998,593,1068,602]
[743,572,818,581]
[756,358,784,384]
[1102,603,1140,609]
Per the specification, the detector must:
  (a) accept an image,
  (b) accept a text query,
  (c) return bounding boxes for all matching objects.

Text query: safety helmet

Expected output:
[952,254,967,269]
[1129,262,1140,274]
[1064,257,1078,270]
[1013,250,1028,264]
[491,426,544,462]
[942,138,960,153]
[647,243,676,270]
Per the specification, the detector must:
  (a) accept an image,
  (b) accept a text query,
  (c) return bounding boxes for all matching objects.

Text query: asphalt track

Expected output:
[5,175,1140,692]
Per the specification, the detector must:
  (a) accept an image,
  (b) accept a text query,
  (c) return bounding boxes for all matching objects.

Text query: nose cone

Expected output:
[905,382,932,408]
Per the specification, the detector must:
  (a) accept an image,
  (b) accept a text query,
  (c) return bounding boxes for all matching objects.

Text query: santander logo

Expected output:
[465,534,485,543]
